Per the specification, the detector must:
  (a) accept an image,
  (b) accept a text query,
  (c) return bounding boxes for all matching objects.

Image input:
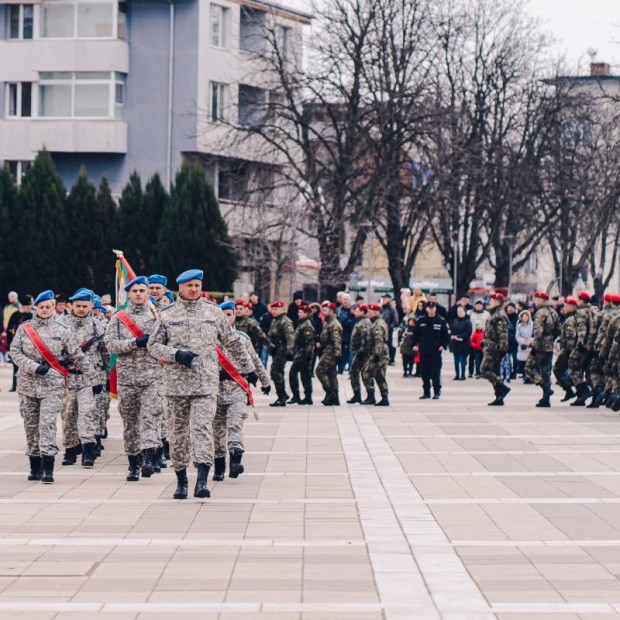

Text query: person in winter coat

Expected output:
[469,322,484,377]
[399,317,416,377]
[449,306,472,380]
[515,310,534,380]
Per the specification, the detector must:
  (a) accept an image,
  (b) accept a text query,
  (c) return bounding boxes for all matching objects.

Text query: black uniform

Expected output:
[411,313,450,397]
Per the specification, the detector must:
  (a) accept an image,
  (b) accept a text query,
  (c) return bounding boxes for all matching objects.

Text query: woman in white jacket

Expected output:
[515,310,534,381]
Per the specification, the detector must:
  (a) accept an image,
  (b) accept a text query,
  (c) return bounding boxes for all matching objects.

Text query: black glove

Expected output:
[286,353,294,362]
[92,384,104,395]
[219,368,231,381]
[59,357,72,367]
[372,354,381,364]
[246,371,258,386]
[135,335,149,348]
[261,385,272,395]
[520,344,527,351]
[577,342,585,353]
[175,350,198,367]
[35,364,50,376]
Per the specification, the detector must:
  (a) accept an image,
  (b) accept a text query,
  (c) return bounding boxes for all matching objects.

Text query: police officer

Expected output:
[148,274,169,309]
[525,291,558,408]
[481,293,510,406]
[10,290,98,483]
[347,304,372,404]
[289,304,315,405]
[361,303,390,405]
[569,291,594,406]
[148,269,255,499]
[316,301,342,406]
[235,301,270,355]
[554,296,578,402]
[267,300,295,407]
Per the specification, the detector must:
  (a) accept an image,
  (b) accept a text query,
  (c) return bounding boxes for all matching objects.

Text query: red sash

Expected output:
[216,345,254,407]
[116,310,163,366]
[22,323,69,381]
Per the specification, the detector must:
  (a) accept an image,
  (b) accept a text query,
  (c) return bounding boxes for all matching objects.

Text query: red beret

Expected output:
[234,300,245,307]
[534,291,549,301]
[298,304,311,312]
[564,295,578,306]
[604,294,613,302]
[321,301,336,311]
[355,303,368,312]
[578,291,591,301]
[271,300,284,308]
[613,294,620,304]
[490,293,505,301]
[368,303,382,311]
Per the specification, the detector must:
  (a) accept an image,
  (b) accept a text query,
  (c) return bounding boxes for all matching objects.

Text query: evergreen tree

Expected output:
[91,176,118,295]
[0,166,18,295]
[142,173,168,271]
[155,163,237,291]
[116,172,146,271]
[15,150,67,294]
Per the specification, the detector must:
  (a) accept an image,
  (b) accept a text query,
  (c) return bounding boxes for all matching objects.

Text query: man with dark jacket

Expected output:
[287,291,304,329]
[7,295,33,392]
[249,291,268,322]
[336,293,356,373]
[411,302,450,400]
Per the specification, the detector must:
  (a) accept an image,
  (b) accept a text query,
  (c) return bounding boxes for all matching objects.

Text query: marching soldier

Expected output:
[599,296,620,406]
[104,276,164,481]
[525,291,558,408]
[235,301,270,355]
[347,304,372,404]
[267,300,295,407]
[361,303,390,405]
[605,303,620,411]
[288,304,315,405]
[316,301,342,406]
[148,274,169,309]
[553,296,578,402]
[568,291,594,406]
[587,294,614,408]
[148,269,255,500]
[481,293,510,406]
[213,301,267,481]
[10,290,98,484]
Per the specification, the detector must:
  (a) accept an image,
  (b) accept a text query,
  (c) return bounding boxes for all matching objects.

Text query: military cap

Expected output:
[426,301,437,308]
[322,301,336,310]
[533,291,549,300]
[124,276,149,292]
[176,269,203,283]
[354,303,368,312]
[19,294,33,306]
[149,296,157,305]
[490,292,505,301]
[220,301,235,311]
[148,274,168,286]
[69,288,94,302]
[299,304,312,313]
[34,290,55,306]
[612,294,620,304]
[565,296,578,306]
[164,291,175,302]
[604,294,613,302]
[368,303,382,311]
[271,300,285,308]
[578,291,591,301]
[93,295,104,310]
[234,300,245,307]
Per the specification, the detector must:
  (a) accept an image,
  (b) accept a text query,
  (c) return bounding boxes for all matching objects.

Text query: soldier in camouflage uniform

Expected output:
[598,296,620,405]
[104,276,164,482]
[235,301,270,354]
[213,301,267,481]
[10,290,98,484]
[361,303,390,406]
[553,296,578,402]
[148,269,254,500]
[288,304,315,405]
[148,274,169,309]
[481,293,510,406]
[605,301,620,411]
[347,304,372,404]
[92,295,112,444]
[568,291,595,406]
[267,300,295,407]
[61,288,107,469]
[586,294,614,408]
[316,301,343,406]
[525,291,559,407]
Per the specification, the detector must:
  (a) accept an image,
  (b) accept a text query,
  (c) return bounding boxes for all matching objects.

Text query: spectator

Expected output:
[250,291,268,321]
[287,291,304,329]
[259,304,274,368]
[506,302,519,379]
[413,300,427,320]
[469,321,484,378]
[450,306,472,380]
[336,293,355,373]
[2,291,19,330]
[380,294,399,365]
[309,302,323,376]
[447,295,473,325]
[399,317,416,377]
[427,292,447,318]
[515,309,533,381]
[0,330,7,366]
[470,299,491,330]
[6,295,33,392]
[410,288,427,313]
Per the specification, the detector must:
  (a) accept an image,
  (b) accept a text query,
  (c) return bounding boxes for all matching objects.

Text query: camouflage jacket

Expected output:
[369,316,389,359]
[268,313,294,358]
[351,317,372,359]
[607,321,620,367]
[10,315,97,398]
[293,317,315,361]
[104,301,162,388]
[235,315,269,353]
[64,313,108,389]
[594,305,616,351]
[600,312,620,361]
[147,298,255,396]
[559,312,577,351]
[485,306,509,353]
[575,304,592,347]
[320,316,342,358]
[531,304,558,353]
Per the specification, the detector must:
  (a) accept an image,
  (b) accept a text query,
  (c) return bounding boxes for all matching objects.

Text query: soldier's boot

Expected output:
[499,384,511,400]
[488,384,505,407]
[97,435,105,452]
[173,468,188,500]
[605,390,616,409]
[193,464,211,498]
[536,383,553,408]
[612,393,620,413]
[322,391,334,406]
[81,443,96,468]
[152,453,161,474]
[270,389,287,407]
[587,387,603,409]
[156,446,167,469]
[163,439,170,461]
[229,449,245,479]
[102,425,108,439]
[61,444,79,466]
[288,391,302,404]
[571,383,591,407]
[561,386,577,402]
[361,390,376,405]
[419,392,431,400]
[141,448,155,478]
[27,456,42,481]
[346,391,362,404]
[41,456,54,484]
[126,454,140,482]
[299,393,313,405]
[601,390,612,406]
[213,457,226,481]
[331,392,340,406]
[93,436,102,458]
[375,394,390,407]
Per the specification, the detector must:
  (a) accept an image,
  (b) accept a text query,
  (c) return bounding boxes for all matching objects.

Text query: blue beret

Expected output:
[124,276,150,292]
[93,295,104,310]
[164,291,175,302]
[219,301,235,311]
[69,288,94,302]
[34,290,55,306]
[176,269,203,284]
[149,295,157,304]
[148,274,168,286]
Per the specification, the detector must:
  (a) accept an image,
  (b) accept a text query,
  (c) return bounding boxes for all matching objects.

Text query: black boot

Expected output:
[173,468,188,499]
[612,393,620,413]
[375,394,390,407]
[229,449,244,478]
[62,444,80,466]
[587,387,603,409]
[561,386,576,402]
[28,456,42,481]
[81,443,96,468]
[498,384,511,400]
[163,438,170,460]
[299,394,313,405]
[141,448,155,478]
[269,390,287,407]
[156,446,167,469]
[361,390,376,405]
[347,391,362,404]
[536,383,553,408]
[571,383,592,406]
[102,425,108,439]
[322,391,334,406]
[194,463,211,498]
[41,455,54,484]
[213,456,226,481]
[488,384,505,406]
[288,392,301,404]
[419,392,431,400]
[126,454,140,482]
[331,392,340,406]
[96,435,104,453]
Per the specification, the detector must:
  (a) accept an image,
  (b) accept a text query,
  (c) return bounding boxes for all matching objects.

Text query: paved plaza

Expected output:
[1,365,620,619]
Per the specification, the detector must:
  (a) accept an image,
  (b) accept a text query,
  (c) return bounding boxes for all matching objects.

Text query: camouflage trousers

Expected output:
[19,392,63,457]
[166,394,216,471]
[525,350,553,386]
[316,351,339,393]
[214,399,248,458]
[117,383,163,455]
[568,349,590,387]
[553,350,572,390]
[95,389,109,436]
[270,354,287,394]
[349,354,366,393]
[480,350,504,388]
[362,355,389,396]
[289,355,312,397]
[159,401,169,440]
[62,386,97,448]
[588,355,605,390]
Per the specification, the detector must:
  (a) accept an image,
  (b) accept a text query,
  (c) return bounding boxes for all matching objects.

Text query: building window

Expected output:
[117,1,127,39]
[218,160,248,202]
[210,4,227,48]
[38,71,125,118]
[209,82,226,122]
[7,4,34,39]
[5,160,32,184]
[239,6,265,54]
[238,84,266,128]
[275,24,290,59]
[77,2,114,37]
[6,82,32,118]
[41,0,118,38]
